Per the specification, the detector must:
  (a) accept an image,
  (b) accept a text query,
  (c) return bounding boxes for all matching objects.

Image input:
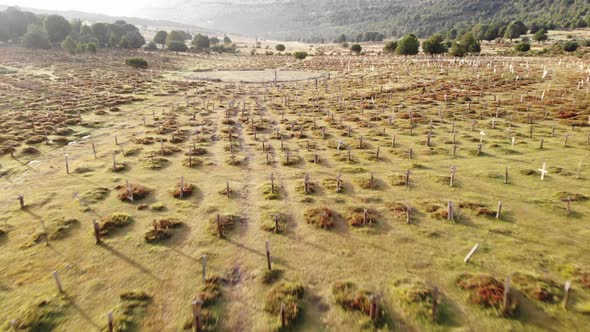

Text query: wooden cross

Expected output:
[270,173,275,193]
[450,165,457,187]
[538,162,548,180]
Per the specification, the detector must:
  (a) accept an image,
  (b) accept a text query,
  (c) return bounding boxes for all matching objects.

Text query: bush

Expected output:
[350,43,362,54]
[86,42,97,53]
[293,51,308,60]
[275,44,286,52]
[167,41,188,52]
[125,58,148,69]
[514,42,531,52]
[144,41,158,51]
[563,41,579,52]
[396,34,420,55]
[383,40,397,53]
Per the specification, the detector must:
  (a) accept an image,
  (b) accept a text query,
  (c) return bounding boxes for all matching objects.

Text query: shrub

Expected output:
[125,58,148,69]
[293,51,308,60]
[144,41,158,51]
[383,40,397,53]
[514,42,531,52]
[563,41,579,52]
[350,44,362,54]
[167,41,188,52]
[86,42,97,53]
[275,44,286,52]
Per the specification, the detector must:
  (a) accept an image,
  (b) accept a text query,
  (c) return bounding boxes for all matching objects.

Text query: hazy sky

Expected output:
[3,0,152,16]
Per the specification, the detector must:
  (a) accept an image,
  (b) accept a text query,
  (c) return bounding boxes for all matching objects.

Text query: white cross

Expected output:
[479,131,486,143]
[538,162,548,180]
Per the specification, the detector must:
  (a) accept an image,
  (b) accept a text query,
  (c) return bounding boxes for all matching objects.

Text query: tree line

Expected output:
[148,30,236,54]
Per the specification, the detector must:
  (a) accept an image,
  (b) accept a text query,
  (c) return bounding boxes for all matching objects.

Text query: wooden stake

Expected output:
[52,271,64,293]
[464,243,479,263]
[201,255,207,283]
[562,281,571,310]
[107,312,114,332]
[266,240,272,271]
[503,276,511,316]
[192,300,202,332]
[93,219,101,244]
[18,194,24,209]
[496,201,502,219]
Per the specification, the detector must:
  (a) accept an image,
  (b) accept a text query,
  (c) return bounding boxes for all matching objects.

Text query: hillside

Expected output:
[142,0,590,41]
[0,4,215,34]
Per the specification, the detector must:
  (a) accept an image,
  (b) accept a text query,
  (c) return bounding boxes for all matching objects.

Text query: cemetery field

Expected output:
[1,47,590,332]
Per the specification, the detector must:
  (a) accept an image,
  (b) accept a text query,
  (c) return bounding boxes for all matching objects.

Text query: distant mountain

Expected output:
[141,0,590,41]
[0,4,216,34]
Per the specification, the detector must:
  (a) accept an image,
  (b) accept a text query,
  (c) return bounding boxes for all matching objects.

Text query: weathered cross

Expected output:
[538,162,548,180]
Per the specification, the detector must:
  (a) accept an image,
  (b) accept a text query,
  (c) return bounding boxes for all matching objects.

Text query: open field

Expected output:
[0,47,590,331]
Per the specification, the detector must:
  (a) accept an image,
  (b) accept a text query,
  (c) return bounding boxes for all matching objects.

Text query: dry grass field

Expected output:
[0,44,590,331]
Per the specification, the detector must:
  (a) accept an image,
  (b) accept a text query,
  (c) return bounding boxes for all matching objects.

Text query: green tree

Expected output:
[61,35,77,54]
[396,33,420,55]
[21,24,50,49]
[86,42,97,53]
[563,41,579,52]
[43,14,71,44]
[275,44,286,52]
[471,23,488,42]
[167,30,185,46]
[422,33,447,55]
[153,31,167,49]
[350,43,362,54]
[383,40,397,53]
[533,29,548,43]
[167,41,188,52]
[449,41,466,57]
[461,32,481,53]
[514,42,531,52]
[209,37,220,45]
[504,20,527,41]
[293,51,308,60]
[119,36,130,49]
[125,31,145,49]
[91,23,108,47]
[192,33,210,49]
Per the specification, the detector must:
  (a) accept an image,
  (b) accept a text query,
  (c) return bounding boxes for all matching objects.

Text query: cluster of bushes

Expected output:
[149,30,236,54]
[1,7,145,51]
[381,31,480,57]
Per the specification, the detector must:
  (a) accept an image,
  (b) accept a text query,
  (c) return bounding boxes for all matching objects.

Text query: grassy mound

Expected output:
[332,281,384,325]
[116,183,149,201]
[7,296,68,331]
[99,213,132,236]
[456,273,516,316]
[106,291,151,332]
[304,207,335,229]
[207,214,240,237]
[261,183,280,200]
[393,277,440,324]
[345,207,378,227]
[511,273,563,303]
[144,218,183,243]
[32,217,79,244]
[172,183,195,198]
[80,187,110,204]
[260,212,288,233]
[264,282,305,329]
